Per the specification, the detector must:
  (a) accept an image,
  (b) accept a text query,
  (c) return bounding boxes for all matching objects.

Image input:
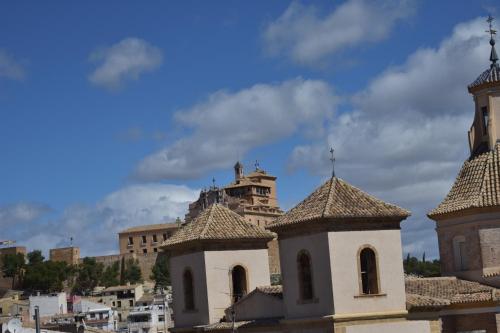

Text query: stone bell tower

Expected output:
[429,16,500,287]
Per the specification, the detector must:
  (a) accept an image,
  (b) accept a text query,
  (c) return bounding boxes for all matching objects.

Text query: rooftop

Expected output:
[429,144,500,218]
[268,177,409,230]
[405,276,500,307]
[100,284,141,292]
[119,223,180,234]
[162,204,275,249]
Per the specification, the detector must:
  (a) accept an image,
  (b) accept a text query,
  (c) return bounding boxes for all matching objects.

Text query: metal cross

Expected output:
[330,147,336,178]
[487,15,497,39]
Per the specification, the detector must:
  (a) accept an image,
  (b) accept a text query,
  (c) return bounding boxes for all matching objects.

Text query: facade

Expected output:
[185,162,283,227]
[29,292,67,319]
[119,224,180,255]
[49,247,80,265]
[184,162,284,275]
[0,292,28,323]
[127,295,171,333]
[73,299,117,331]
[95,284,144,328]
[161,204,275,329]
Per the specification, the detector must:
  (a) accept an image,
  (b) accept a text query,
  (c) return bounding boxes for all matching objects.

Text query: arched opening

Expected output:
[297,250,314,300]
[231,265,247,303]
[183,268,195,310]
[360,247,379,295]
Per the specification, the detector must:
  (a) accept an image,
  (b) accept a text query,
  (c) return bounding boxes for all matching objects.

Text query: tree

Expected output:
[101,261,120,287]
[1,253,25,289]
[150,255,170,289]
[22,250,73,293]
[404,253,440,277]
[123,259,142,284]
[73,257,104,295]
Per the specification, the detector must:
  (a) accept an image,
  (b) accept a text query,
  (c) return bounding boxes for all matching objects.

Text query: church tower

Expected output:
[428,16,500,287]
[161,204,275,330]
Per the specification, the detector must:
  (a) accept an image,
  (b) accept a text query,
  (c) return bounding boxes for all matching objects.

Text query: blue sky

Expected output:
[0,0,497,258]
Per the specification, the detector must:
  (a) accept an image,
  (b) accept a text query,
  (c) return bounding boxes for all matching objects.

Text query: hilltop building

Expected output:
[118,223,180,255]
[185,162,283,227]
[49,247,80,265]
[185,162,284,274]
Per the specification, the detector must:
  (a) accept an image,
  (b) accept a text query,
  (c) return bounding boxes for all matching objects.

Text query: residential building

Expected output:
[127,294,171,333]
[73,299,117,331]
[49,247,80,265]
[29,292,67,319]
[95,284,144,329]
[118,224,180,255]
[0,291,28,322]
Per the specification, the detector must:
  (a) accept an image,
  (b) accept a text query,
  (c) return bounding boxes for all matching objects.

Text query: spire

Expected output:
[487,15,499,68]
[329,147,336,178]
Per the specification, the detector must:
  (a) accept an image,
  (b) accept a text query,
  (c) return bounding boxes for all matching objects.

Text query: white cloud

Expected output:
[0,50,25,80]
[0,202,50,228]
[288,17,491,258]
[134,78,338,181]
[8,184,199,256]
[263,0,416,66]
[88,38,163,90]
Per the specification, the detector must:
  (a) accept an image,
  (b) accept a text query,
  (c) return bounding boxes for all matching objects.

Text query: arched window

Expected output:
[183,269,195,310]
[297,250,314,300]
[360,247,379,295]
[453,235,467,271]
[231,265,248,303]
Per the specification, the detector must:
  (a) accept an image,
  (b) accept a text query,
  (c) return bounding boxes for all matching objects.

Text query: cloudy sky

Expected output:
[0,1,497,258]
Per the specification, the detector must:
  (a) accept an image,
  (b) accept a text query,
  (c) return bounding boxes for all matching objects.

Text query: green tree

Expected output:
[101,261,120,287]
[150,255,169,289]
[22,250,73,293]
[123,259,142,284]
[404,254,440,277]
[1,253,25,289]
[73,257,104,295]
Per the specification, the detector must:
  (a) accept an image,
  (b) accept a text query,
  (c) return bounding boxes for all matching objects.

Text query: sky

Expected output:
[0,0,498,259]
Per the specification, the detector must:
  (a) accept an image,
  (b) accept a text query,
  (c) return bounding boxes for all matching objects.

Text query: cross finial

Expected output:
[254,159,260,170]
[329,147,336,178]
[212,177,216,188]
[486,15,499,68]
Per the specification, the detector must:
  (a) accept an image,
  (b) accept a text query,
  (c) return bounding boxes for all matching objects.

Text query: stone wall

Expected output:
[85,252,160,282]
[50,247,80,265]
[442,313,499,333]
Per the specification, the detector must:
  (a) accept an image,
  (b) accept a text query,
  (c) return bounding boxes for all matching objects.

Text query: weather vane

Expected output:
[487,15,499,68]
[329,147,336,178]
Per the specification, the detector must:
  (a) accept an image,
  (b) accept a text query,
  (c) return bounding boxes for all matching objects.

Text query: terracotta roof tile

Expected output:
[405,276,499,306]
[268,177,409,229]
[162,204,275,248]
[405,293,450,310]
[468,65,500,91]
[429,144,500,218]
[255,285,283,299]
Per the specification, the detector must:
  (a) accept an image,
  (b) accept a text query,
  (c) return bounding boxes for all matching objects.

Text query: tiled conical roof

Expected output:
[267,177,409,229]
[162,204,275,248]
[468,65,500,92]
[428,143,500,218]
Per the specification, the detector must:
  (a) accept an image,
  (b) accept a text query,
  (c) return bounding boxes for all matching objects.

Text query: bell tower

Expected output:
[429,16,500,287]
[468,15,500,157]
